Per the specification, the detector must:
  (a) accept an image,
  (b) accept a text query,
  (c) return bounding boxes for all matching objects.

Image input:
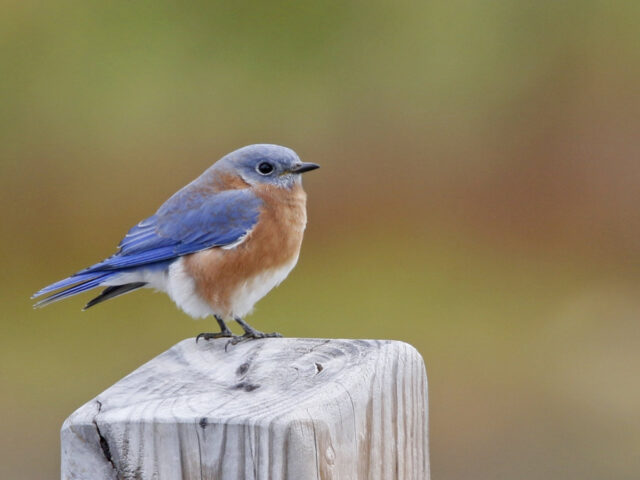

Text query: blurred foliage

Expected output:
[1,1,639,479]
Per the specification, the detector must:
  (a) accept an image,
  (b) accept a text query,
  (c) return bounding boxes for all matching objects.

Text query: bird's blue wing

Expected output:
[33,188,262,302]
[92,188,263,271]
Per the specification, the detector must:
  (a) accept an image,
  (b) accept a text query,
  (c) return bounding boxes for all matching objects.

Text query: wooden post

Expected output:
[62,338,429,480]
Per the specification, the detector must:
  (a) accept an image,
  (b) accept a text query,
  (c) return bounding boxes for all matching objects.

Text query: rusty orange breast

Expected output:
[183,183,308,318]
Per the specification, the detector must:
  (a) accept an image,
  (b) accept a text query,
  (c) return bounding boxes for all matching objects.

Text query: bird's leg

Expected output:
[196,315,234,342]
[228,317,282,345]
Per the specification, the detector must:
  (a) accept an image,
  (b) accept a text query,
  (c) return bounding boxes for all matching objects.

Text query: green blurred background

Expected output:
[2,1,639,478]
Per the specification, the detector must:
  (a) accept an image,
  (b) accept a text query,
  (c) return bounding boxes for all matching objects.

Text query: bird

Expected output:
[32,144,319,343]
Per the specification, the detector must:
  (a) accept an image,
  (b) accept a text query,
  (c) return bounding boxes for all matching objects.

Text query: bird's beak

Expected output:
[290,162,320,174]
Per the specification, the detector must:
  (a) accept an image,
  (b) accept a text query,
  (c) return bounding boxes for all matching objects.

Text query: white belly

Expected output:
[102,254,298,320]
[103,259,214,319]
[166,258,215,318]
[227,254,299,318]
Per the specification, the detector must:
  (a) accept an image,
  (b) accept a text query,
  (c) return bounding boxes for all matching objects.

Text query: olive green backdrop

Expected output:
[1,1,639,479]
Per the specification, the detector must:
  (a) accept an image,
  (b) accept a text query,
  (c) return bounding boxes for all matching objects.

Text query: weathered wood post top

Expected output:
[62,338,429,480]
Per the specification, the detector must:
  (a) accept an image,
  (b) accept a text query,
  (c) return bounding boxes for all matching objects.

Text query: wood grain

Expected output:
[61,338,429,480]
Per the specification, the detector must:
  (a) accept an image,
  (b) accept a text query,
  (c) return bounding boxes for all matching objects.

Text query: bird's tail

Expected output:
[32,269,148,309]
[32,271,116,308]
[32,252,172,308]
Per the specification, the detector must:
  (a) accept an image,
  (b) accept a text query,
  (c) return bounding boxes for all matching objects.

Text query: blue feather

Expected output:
[34,272,116,307]
[32,271,107,298]
[33,187,262,306]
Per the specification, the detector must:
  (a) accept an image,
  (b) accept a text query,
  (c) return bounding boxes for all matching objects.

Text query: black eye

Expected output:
[257,162,274,175]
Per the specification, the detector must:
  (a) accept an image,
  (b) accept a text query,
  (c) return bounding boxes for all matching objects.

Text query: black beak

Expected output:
[291,162,320,174]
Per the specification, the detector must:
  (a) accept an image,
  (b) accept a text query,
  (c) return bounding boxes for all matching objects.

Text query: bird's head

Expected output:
[218,144,319,189]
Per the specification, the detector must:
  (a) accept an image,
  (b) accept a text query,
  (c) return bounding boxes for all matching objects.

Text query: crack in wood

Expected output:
[93,400,117,473]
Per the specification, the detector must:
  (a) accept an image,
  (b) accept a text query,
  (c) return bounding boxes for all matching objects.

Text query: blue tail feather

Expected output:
[33,272,115,308]
[33,257,172,308]
[32,271,107,298]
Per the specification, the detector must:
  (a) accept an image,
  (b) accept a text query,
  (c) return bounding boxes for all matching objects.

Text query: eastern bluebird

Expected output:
[33,144,319,343]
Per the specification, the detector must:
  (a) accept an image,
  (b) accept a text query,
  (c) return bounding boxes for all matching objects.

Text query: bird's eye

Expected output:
[256,162,274,175]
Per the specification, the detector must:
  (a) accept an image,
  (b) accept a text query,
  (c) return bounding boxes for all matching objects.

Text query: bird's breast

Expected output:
[183,184,308,318]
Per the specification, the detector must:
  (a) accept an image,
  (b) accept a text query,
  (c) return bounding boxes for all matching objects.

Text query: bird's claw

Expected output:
[226,331,282,347]
[196,331,234,343]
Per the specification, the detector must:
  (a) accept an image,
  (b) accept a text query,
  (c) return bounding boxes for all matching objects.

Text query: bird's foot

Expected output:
[196,331,234,343]
[227,330,282,346]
